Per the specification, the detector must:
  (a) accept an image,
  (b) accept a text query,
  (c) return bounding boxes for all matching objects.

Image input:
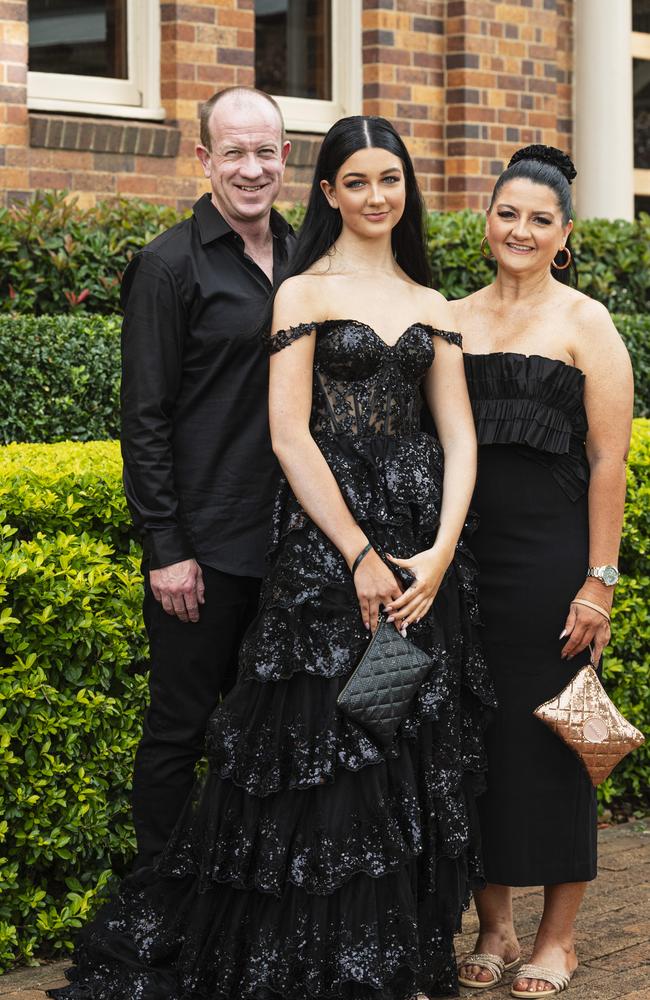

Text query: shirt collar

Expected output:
[193,192,293,245]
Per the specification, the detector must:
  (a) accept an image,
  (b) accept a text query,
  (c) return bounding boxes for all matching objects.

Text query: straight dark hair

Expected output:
[263,115,431,330]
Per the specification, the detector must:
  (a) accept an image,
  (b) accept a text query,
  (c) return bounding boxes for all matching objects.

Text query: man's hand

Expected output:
[150,559,205,623]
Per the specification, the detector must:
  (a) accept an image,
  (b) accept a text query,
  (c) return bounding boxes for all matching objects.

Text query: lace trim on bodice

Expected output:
[265,321,317,353]
[264,320,463,354]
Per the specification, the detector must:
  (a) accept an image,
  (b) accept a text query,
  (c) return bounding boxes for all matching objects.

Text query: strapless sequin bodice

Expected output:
[267,319,462,438]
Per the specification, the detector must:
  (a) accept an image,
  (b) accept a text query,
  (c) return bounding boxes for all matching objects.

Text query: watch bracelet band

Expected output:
[587,565,619,583]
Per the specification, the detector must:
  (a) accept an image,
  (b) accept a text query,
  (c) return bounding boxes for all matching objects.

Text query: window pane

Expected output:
[633,0,650,33]
[255,0,331,101]
[635,195,650,217]
[634,59,650,169]
[28,0,128,79]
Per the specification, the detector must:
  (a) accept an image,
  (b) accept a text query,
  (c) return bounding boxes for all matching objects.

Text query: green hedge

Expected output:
[0,192,180,316]
[1,310,647,446]
[0,424,648,969]
[1,192,649,315]
[0,315,121,445]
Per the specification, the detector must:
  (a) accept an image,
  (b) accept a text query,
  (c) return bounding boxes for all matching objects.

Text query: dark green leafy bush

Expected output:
[0,426,648,968]
[613,314,650,419]
[573,215,650,315]
[0,315,121,444]
[0,192,180,315]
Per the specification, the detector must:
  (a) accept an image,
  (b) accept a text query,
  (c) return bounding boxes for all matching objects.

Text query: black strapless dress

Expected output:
[464,352,597,887]
[47,321,495,1000]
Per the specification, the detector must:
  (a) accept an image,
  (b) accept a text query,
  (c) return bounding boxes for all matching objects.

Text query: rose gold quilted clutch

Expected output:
[533,665,645,787]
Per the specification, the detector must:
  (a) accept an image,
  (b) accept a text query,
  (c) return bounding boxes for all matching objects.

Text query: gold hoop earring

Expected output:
[554,246,572,270]
[480,237,494,260]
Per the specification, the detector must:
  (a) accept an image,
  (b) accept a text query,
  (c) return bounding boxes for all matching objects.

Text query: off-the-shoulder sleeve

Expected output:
[430,328,463,349]
[263,322,317,355]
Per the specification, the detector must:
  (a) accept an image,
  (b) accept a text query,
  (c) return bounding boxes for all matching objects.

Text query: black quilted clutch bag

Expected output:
[337,613,433,748]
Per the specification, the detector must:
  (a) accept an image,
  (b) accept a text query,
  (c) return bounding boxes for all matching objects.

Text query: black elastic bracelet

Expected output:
[351,542,372,577]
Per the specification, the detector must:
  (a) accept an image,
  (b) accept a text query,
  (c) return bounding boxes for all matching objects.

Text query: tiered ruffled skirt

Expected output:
[49,431,496,1000]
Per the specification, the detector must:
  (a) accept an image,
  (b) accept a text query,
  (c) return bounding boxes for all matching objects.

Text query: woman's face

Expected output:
[320,146,406,239]
[485,177,573,274]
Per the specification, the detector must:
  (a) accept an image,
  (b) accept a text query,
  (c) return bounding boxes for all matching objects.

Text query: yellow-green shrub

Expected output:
[601,418,650,804]
[0,427,647,969]
[0,441,147,969]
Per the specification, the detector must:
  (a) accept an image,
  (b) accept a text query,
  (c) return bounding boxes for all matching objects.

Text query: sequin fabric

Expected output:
[48,319,496,1000]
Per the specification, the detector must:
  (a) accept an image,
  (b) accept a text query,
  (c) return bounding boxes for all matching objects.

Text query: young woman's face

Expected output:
[485,177,573,273]
[320,146,406,239]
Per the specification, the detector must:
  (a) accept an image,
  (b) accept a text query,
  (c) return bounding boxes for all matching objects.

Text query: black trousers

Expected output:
[131,563,261,869]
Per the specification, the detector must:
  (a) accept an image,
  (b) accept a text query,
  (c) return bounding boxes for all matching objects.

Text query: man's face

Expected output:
[196,97,290,226]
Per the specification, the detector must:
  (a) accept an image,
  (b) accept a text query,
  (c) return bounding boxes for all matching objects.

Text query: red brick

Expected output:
[29,169,72,188]
[217,46,254,66]
[196,64,236,84]
[217,9,252,28]
[0,2,26,19]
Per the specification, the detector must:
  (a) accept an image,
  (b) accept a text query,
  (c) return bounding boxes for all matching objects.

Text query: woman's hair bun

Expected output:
[508,144,577,184]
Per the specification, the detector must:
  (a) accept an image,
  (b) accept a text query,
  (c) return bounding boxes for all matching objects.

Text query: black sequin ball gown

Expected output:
[464,352,596,886]
[49,321,495,1000]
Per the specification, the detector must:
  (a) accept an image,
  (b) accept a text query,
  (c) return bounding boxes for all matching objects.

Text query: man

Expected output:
[120,87,293,868]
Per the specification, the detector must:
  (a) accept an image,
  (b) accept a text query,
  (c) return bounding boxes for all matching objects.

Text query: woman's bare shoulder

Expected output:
[273,272,329,310]
[445,290,488,335]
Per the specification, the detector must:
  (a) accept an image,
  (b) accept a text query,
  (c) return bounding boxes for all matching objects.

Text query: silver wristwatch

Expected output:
[587,565,620,586]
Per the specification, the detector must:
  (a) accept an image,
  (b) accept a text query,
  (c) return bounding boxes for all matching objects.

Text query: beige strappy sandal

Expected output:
[510,963,574,997]
[458,952,521,989]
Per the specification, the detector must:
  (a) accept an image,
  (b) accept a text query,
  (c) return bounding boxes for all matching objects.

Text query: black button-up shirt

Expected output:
[120,193,295,576]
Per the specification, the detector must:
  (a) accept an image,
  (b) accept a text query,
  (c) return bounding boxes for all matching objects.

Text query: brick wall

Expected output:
[443,0,575,209]
[362,0,446,207]
[0,1,29,205]
[0,0,259,211]
[0,0,576,212]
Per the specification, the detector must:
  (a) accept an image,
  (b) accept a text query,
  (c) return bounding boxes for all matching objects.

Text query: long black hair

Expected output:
[265,116,431,328]
[489,144,578,286]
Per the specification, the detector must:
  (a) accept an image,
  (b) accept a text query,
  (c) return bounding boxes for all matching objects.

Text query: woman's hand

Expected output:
[560,581,613,666]
[353,549,403,635]
[382,545,453,631]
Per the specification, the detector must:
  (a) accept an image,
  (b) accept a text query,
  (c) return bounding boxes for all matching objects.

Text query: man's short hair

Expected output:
[199,87,286,151]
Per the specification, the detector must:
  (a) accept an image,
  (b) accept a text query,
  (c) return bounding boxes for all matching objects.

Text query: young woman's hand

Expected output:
[353,548,403,634]
[382,545,453,631]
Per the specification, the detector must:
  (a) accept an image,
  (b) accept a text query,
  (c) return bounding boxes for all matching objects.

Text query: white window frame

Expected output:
[633,30,650,198]
[27,0,164,121]
[267,0,362,133]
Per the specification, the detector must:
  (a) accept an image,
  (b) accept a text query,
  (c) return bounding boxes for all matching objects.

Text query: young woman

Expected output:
[48,116,495,1000]
[451,146,633,998]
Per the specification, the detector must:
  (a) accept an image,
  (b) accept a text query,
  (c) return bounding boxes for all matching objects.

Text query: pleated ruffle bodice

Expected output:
[463,352,589,500]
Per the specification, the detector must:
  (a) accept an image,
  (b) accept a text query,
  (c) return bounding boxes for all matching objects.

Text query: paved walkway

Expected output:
[1,821,648,1000]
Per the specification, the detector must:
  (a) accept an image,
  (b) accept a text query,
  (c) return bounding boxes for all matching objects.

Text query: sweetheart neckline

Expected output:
[314,318,441,350]
[463,351,585,378]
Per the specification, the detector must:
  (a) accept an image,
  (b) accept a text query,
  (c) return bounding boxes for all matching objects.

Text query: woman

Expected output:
[451,146,633,998]
[48,116,495,1000]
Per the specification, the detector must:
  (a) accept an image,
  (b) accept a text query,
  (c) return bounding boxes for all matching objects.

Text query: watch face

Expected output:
[602,566,619,585]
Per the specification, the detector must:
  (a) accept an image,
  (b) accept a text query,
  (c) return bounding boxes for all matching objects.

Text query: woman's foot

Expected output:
[458,929,521,986]
[511,941,577,995]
